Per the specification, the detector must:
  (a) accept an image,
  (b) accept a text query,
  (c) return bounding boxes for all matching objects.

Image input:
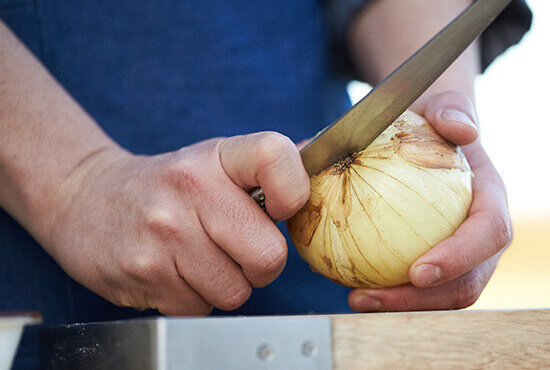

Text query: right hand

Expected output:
[45,132,310,315]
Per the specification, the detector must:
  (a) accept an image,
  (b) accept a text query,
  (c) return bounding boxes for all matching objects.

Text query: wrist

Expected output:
[27,142,130,250]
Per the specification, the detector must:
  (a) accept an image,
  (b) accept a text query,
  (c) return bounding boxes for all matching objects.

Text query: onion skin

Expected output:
[287,110,472,288]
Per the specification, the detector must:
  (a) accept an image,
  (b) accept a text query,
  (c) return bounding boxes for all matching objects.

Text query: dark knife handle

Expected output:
[250,187,266,211]
[250,187,279,222]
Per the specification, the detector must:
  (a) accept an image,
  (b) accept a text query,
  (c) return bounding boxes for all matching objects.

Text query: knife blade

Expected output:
[299,0,512,177]
[251,0,512,213]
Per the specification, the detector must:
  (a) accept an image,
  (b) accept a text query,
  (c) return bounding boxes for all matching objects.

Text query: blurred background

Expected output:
[472,0,549,309]
[348,0,550,309]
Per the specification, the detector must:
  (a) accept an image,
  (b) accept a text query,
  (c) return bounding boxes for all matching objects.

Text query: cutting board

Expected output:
[40,308,550,369]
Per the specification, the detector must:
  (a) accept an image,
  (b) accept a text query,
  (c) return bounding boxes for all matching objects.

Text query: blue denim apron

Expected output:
[0,0,353,366]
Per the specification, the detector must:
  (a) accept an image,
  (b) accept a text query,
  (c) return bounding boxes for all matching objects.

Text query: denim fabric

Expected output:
[1,1,353,366]
[1,0,532,367]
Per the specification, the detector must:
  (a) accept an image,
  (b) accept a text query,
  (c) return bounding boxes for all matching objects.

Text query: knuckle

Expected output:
[254,132,297,170]
[145,207,181,238]
[163,156,203,192]
[453,273,484,309]
[121,251,164,282]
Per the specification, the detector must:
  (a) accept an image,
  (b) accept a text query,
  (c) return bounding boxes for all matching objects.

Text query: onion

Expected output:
[287,110,472,288]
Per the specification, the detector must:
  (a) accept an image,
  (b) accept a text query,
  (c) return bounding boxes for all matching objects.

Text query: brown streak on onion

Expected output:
[287,201,322,247]
[393,121,469,171]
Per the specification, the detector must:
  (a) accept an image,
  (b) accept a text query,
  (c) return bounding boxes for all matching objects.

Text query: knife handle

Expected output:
[250,187,266,211]
[250,187,278,222]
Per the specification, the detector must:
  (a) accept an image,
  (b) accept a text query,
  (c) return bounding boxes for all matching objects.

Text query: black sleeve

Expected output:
[322,0,533,77]
[479,1,532,71]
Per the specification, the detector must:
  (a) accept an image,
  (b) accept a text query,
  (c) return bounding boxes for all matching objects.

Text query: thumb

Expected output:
[218,132,310,221]
[418,91,479,146]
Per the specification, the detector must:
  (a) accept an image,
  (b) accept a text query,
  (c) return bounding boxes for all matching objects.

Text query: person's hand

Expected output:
[45,132,310,315]
[349,91,512,311]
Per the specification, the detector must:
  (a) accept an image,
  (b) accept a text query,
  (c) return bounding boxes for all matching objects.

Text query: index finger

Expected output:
[218,132,310,221]
[190,133,309,287]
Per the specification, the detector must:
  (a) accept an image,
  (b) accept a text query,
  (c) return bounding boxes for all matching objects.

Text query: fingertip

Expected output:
[440,109,477,130]
[348,290,382,312]
[254,133,310,220]
[421,91,479,146]
[428,108,479,146]
[218,132,311,220]
[409,263,442,287]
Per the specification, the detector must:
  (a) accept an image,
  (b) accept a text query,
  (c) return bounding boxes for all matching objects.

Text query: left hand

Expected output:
[348,91,513,312]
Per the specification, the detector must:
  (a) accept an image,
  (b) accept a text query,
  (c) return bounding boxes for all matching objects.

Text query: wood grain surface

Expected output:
[332,309,550,369]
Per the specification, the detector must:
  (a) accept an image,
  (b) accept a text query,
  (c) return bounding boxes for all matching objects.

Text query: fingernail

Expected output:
[353,294,382,312]
[411,263,442,286]
[441,109,477,130]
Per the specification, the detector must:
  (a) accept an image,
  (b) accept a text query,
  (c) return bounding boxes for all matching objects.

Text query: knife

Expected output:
[252,0,512,210]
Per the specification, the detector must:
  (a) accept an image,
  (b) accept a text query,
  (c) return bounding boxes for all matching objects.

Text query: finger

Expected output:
[161,142,288,290]
[409,146,512,287]
[107,250,213,316]
[218,132,310,221]
[195,174,288,288]
[418,91,479,146]
[174,230,253,311]
[349,254,499,312]
[144,207,252,311]
[151,276,214,316]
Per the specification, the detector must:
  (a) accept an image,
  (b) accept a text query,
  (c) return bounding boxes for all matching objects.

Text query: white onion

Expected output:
[287,110,472,288]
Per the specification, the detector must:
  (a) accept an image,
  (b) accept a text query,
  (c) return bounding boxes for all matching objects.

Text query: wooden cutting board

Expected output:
[333,309,550,368]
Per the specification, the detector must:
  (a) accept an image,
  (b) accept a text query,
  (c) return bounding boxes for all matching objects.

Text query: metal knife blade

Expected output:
[299,0,512,177]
